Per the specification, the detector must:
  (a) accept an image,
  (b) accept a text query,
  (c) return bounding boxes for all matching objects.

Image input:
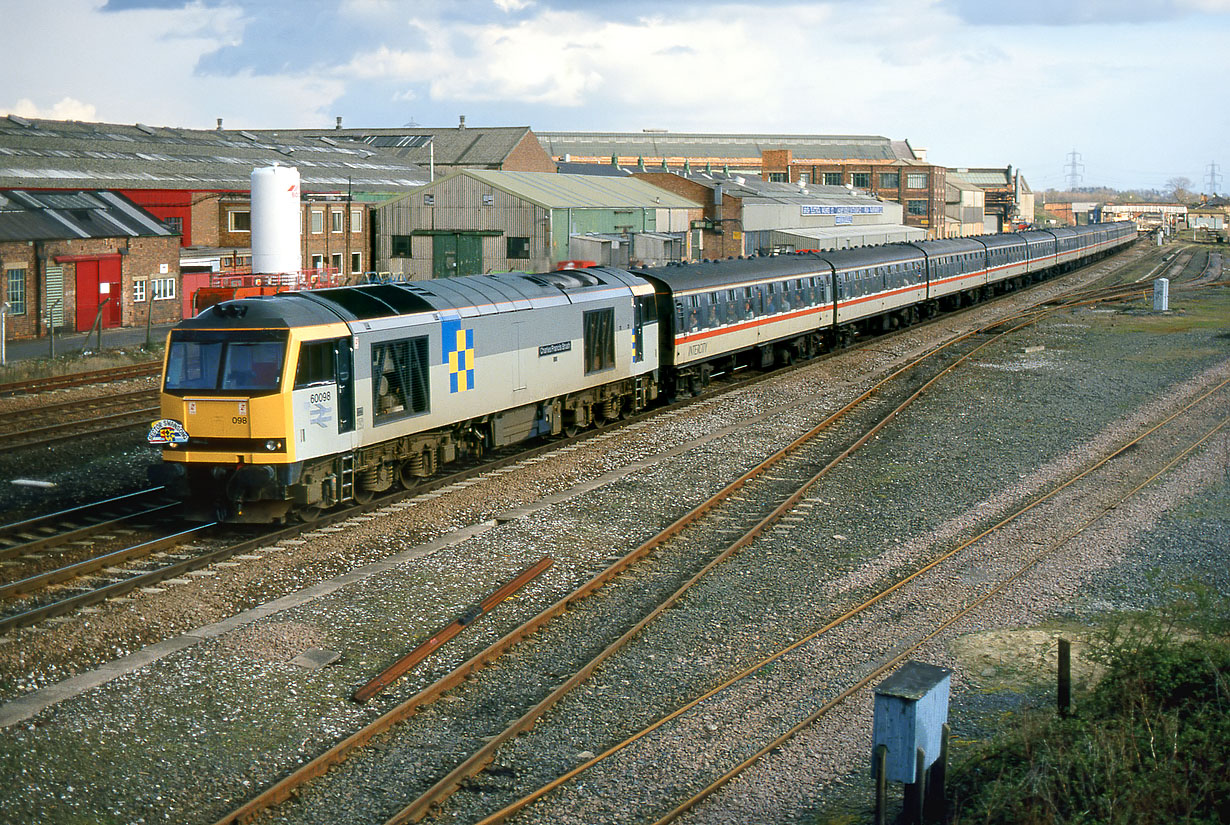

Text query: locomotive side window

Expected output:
[294,340,337,388]
[584,308,615,374]
[372,337,430,424]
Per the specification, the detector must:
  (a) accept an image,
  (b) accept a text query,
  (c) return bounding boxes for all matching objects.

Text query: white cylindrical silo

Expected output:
[250,163,302,275]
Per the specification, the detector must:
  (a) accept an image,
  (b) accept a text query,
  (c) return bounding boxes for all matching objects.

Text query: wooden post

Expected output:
[874,744,888,825]
[925,723,950,821]
[1058,638,1072,717]
[904,747,926,824]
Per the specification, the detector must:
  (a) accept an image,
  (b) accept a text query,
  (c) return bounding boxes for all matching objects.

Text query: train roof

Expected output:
[637,244,926,292]
[177,266,648,329]
[912,238,986,255]
[636,255,832,292]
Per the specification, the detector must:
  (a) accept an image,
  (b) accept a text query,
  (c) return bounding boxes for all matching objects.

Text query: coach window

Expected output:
[372,337,430,423]
[707,292,719,327]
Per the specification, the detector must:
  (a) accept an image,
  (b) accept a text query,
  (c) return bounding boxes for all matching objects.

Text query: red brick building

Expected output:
[539,131,950,238]
[0,190,181,341]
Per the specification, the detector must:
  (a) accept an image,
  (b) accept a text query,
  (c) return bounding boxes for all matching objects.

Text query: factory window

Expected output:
[372,336,430,423]
[310,210,324,233]
[823,172,843,186]
[583,308,615,374]
[163,216,183,235]
[351,252,362,274]
[228,210,251,232]
[851,173,871,188]
[331,253,343,274]
[798,173,810,185]
[6,268,26,315]
[507,236,531,259]
[907,200,927,216]
[423,193,435,206]
[331,210,344,233]
[391,235,413,257]
[768,172,788,183]
[152,277,176,301]
[351,209,362,233]
[482,193,495,206]
[133,278,146,303]
[879,172,900,189]
[906,173,927,189]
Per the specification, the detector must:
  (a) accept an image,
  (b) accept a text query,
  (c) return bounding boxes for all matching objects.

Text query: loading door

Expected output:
[73,257,122,332]
[432,234,483,278]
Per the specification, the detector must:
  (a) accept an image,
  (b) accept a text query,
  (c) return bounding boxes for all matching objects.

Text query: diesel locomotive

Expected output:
[148,221,1136,522]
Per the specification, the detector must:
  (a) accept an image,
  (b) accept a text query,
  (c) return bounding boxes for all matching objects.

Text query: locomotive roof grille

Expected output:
[524,271,604,289]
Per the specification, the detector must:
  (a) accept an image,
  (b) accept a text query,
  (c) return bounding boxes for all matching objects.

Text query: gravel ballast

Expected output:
[0,254,1226,825]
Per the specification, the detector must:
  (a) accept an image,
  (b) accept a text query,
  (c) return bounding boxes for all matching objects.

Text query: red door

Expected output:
[75,259,99,332]
[74,257,123,331]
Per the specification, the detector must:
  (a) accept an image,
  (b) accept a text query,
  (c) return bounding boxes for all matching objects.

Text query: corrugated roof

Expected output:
[0,116,429,193]
[538,131,911,162]
[256,126,536,168]
[440,170,700,209]
[951,169,1010,187]
[0,188,175,242]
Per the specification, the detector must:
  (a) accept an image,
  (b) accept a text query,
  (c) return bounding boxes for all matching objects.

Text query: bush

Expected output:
[948,585,1230,825]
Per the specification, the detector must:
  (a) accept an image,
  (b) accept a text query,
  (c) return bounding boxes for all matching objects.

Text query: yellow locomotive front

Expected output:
[148,297,354,522]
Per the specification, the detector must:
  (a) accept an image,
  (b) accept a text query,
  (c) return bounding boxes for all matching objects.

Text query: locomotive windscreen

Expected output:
[164,329,289,394]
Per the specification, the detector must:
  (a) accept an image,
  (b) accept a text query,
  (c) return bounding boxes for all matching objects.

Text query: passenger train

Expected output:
[148,221,1137,522]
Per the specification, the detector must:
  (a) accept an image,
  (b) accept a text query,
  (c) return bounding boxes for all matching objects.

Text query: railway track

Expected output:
[0,242,1174,641]
[0,361,159,397]
[208,266,1167,825]
[0,388,160,449]
[499,382,1229,825]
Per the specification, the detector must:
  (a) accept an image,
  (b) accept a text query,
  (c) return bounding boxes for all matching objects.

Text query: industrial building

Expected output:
[0,190,180,340]
[627,170,922,257]
[373,170,700,276]
[538,131,951,238]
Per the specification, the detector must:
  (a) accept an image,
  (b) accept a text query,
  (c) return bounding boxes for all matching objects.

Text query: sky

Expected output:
[2,0,1228,194]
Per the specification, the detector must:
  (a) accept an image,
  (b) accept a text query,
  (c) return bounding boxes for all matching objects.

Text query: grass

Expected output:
[0,346,162,385]
[946,582,1230,825]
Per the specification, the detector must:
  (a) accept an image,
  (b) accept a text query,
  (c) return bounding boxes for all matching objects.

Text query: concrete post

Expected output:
[1153,278,1169,312]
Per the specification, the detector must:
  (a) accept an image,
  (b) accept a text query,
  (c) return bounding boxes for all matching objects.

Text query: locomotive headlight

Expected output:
[264,439,282,452]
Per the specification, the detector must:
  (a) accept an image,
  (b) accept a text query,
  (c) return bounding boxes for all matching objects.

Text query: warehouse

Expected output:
[373,170,700,277]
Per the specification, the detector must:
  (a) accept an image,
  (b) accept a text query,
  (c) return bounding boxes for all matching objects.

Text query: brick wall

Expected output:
[507,134,560,173]
[0,235,181,342]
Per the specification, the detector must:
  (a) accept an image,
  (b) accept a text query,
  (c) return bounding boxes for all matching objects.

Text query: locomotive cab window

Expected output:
[164,329,287,395]
[294,340,338,388]
[583,308,615,374]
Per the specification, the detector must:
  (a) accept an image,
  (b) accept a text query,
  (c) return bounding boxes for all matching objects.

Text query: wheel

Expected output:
[294,505,324,523]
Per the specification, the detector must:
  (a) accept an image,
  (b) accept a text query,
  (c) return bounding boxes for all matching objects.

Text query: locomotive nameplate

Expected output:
[538,341,571,357]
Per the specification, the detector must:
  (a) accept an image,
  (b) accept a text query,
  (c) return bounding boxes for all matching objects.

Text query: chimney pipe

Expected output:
[336,116,343,130]
[459,114,466,130]
[216,118,223,130]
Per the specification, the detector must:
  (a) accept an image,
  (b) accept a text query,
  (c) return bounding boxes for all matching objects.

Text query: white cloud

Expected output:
[3,97,98,121]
